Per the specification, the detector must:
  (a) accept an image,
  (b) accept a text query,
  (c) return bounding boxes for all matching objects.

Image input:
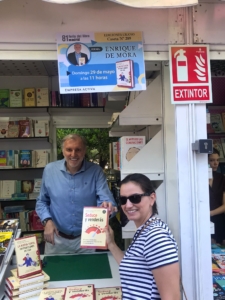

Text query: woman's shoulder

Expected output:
[143,218,175,241]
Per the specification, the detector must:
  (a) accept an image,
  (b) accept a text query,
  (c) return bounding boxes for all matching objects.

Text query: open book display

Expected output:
[14,235,42,278]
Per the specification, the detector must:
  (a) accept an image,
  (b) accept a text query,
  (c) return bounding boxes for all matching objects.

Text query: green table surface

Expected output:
[42,253,112,281]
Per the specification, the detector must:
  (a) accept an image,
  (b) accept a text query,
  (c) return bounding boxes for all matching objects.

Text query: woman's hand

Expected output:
[44,220,59,245]
[105,225,116,250]
[104,225,124,265]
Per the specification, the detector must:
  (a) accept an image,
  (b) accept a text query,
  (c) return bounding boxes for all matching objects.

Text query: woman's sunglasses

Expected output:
[119,192,154,205]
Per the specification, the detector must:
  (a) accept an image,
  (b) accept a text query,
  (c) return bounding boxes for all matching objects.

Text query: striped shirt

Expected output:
[119,217,178,300]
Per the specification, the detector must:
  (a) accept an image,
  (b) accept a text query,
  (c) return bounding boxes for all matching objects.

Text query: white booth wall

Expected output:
[1,0,225,299]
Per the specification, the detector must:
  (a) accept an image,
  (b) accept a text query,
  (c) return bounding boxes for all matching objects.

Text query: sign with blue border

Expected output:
[57,32,146,94]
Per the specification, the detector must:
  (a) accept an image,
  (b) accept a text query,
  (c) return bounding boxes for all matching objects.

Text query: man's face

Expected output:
[62,138,86,173]
[74,44,81,54]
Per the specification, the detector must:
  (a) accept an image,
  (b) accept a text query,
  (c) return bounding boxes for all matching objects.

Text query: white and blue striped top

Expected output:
[119,217,178,300]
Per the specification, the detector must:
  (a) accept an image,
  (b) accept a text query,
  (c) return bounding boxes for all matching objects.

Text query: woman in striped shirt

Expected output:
[106,173,180,300]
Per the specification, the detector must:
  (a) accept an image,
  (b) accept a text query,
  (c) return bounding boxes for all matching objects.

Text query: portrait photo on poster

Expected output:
[67,43,90,66]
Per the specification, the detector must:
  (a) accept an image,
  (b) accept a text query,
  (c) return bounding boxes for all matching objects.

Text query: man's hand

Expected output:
[100,201,117,214]
[44,220,59,245]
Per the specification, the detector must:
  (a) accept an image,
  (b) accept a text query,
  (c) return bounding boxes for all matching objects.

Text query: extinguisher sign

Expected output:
[169,45,212,104]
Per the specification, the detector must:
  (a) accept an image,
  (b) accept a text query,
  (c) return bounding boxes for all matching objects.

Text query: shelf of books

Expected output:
[0,88,107,109]
[109,75,162,137]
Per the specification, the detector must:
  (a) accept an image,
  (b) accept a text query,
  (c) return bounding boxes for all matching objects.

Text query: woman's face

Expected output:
[120,182,156,228]
[208,153,220,171]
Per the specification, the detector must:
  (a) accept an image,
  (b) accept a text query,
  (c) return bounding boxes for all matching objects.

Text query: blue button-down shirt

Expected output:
[35,159,116,236]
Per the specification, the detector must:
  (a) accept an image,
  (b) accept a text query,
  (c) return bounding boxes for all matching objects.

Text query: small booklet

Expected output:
[65,285,94,300]
[95,287,122,300]
[14,235,42,278]
[80,207,109,249]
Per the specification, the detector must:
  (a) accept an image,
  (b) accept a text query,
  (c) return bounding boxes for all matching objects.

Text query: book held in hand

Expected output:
[95,287,122,300]
[64,285,94,300]
[80,207,109,249]
[116,59,134,88]
[14,235,42,278]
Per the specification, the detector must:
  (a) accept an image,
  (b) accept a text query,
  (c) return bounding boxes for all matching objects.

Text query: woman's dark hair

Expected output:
[120,173,158,215]
[208,147,220,158]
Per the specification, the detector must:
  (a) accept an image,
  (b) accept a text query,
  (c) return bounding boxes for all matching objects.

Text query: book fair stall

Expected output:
[1,0,225,299]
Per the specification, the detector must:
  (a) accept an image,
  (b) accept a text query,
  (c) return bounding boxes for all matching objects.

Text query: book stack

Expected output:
[3,235,48,299]
[5,269,50,300]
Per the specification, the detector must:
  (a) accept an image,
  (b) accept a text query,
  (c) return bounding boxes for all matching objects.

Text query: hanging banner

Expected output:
[169,45,212,104]
[57,32,146,94]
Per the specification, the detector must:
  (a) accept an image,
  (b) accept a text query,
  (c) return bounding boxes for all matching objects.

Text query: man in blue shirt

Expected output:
[36,134,117,254]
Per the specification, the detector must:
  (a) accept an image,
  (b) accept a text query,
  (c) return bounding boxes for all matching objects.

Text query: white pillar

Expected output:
[176,104,213,300]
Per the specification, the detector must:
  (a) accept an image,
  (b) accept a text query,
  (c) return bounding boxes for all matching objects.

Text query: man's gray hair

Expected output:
[61,134,87,150]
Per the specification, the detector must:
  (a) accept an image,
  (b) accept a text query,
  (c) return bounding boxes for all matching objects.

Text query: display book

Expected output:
[36,285,122,300]
[0,219,19,271]
[80,207,109,249]
[212,244,225,299]
[14,235,42,279]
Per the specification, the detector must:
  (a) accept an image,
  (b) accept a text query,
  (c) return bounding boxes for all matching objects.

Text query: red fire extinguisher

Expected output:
[174,49,188,82]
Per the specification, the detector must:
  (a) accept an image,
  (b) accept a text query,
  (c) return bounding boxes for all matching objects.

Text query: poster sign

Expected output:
[57,32,146,94]
[169,45,212,104]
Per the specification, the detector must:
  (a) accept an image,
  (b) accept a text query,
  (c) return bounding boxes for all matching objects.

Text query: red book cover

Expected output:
[14,235,42,279]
